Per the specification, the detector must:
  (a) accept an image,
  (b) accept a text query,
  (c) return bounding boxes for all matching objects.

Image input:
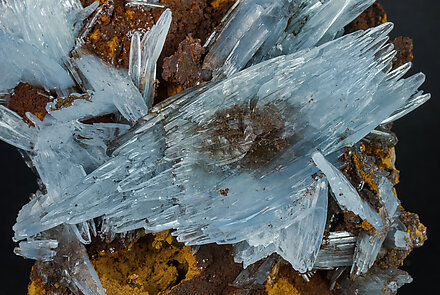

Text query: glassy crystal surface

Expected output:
[0,0,430,293]
[203,0,377,79]
[338,267,413,295]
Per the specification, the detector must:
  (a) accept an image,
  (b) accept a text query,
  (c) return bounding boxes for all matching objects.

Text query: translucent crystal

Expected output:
[129,31,142,89]
[51,9,172,121]
[36,225,105,295]
[312,148,405,276]
[126,0,165,9]
[350,177,401,276]
[7,24,428,279]
[203,0,376,79]
[0,0,93,62]
[233,177,328,271]
[384,229,411,250]
[263,0,377,58]
[232,254,281,288]
[314,231,357,269]
[62,53,148,122]
[74,3,102,51]
[3,109,122,293]
[0,31,74,92]
[351,232,387,276]
[338,267,413,295]
[312,152,383,230]
[0,105,38,151]
[132,9,172,107]
[9,115,129,241]
[0,0,98,94]
[14,239,58,262]
[14,226,104,295]
[0,0,430,290]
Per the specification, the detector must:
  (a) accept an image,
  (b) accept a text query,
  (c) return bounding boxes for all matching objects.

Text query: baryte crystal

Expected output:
[351,232,387,276]
[0,105,37,151]
[0,0,95,62]
[47,8,172,122]
[384,228,411,251]
[5,22,427,276]
[0,31,74,92]
[0,0,97,92]
[312,152,384,231]
[314,231,357,269]
[231,254,281,288]
[203,0,376,79]
[337,267,413,295]
[9,113,128,243]
[27,225,105,295]
[129,8,172,107]
[312,148,405,276]
[233,177,328,271]
[0,0,431,292]
[126,0,165,9]
[14,239,58,262]
[52,53,148,122]
[350,177,400,275]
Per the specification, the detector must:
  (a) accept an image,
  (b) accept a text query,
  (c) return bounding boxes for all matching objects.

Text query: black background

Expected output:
[0,1,438,293]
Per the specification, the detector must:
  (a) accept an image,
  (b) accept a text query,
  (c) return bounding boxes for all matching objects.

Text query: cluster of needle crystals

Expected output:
[0,0,430,294]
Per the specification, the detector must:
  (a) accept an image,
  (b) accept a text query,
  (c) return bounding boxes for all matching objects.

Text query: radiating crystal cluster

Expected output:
[0,0,430,294]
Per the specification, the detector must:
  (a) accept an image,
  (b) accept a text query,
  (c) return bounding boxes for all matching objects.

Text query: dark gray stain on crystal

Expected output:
[200,101,291,170]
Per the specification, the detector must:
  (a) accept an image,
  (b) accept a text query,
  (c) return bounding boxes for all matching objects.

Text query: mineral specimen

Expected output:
[0,0,430,294]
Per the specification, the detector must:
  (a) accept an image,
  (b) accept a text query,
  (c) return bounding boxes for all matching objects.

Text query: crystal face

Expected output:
[0,0,430,294]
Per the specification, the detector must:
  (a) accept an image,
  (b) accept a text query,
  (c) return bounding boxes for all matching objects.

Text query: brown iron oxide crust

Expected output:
[344,2,387,34]
[81,0,161,67]
[80,0,235,98]
[391,36,414,70]
[162,34,207,89]
[202,103,290,171]
[6,83,53,124]
[168,244,246,295]
[376,209,427,269]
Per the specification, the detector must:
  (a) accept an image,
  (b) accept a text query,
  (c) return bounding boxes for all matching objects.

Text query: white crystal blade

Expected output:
[74,54,148,122]
[293,0,376,50]
[14,225,105,294]
[12,25,429,270]
[126,0,165,8]
[73,2,101,50]
[204,0,377,78]
[277,177,328,272]
[384,229,411,250]
[0,31,74,92]
[0,0,90,63]
[55,225,105,295]
[139,8,172,108]
[338,267,413,294]
[381,91,431,125]
[0,105,37,151]
[351,231,386,276]
[14,239,58,261]
[129,31,142,89]
[314,231,357,269]
[312,152,383,230]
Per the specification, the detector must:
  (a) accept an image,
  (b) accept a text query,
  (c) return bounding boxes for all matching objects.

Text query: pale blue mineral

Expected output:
[0,0,431,294]
[338,267,413,294]
[203,0,377,79]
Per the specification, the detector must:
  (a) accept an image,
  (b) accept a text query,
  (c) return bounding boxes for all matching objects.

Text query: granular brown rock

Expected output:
[162,34,206,88]
[391,36,414,70]
[6,83,53,125]
[168,244,244,295]
[344,2,387,34]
